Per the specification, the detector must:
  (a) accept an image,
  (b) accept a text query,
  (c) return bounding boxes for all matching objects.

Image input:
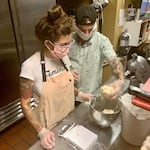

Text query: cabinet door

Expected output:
[0,0,20,108]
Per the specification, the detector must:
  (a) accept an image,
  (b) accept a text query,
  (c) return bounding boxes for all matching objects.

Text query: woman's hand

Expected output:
[38,128,55,149]
[78,91,93,102]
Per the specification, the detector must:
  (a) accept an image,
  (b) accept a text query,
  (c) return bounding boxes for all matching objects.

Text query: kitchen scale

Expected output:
[58,123,99,150]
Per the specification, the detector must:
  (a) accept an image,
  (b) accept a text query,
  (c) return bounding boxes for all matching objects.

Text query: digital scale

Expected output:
[59,123,98,150]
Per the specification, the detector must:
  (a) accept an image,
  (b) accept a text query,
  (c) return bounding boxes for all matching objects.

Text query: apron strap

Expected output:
[40,50,46,82]
[60,59,69,71]
[40,50,69,82]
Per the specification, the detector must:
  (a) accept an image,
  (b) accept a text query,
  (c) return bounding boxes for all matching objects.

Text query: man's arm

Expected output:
[20,77,43,132]
[109,56,125,84]
[105,56,125,99]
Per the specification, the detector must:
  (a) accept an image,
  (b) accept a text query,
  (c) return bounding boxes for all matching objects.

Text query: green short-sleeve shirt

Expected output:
[69,32,116,95]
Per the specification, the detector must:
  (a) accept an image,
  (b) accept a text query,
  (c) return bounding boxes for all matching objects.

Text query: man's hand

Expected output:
[38,128,55,149]
[105,80,124,100]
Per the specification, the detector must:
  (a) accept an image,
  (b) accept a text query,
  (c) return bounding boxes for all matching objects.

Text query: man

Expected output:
[69,5,125,100]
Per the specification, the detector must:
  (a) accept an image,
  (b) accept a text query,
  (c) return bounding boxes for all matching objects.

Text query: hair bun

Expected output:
[47,4,66,23]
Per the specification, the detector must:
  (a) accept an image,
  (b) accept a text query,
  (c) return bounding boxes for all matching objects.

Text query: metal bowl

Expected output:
[89,96,120,128]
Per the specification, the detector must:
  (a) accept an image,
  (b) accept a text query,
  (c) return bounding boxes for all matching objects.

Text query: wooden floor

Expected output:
[0,102,81,150]
[0,118,38,150]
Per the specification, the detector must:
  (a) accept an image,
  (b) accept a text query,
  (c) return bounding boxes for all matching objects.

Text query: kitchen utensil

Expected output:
[121,94,150,146]
[89,96,120,128]
[129,86,150,102]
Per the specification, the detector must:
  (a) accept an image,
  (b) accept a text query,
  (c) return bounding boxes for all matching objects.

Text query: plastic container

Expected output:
[120,94,150,146]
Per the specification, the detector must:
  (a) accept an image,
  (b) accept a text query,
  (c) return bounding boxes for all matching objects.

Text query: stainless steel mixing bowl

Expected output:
[89,96,120,128]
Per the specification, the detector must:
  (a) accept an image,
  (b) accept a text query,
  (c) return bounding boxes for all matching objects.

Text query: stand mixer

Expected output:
[126,53,150,87]
[126,53,150,110]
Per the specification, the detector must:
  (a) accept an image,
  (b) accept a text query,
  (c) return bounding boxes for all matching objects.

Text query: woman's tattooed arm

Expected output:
[20,77,43,132]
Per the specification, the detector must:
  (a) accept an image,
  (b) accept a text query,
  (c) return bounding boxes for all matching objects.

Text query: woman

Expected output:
[19,5,92,149]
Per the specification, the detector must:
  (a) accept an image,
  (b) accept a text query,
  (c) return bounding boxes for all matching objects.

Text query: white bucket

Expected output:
[120,94,150,146]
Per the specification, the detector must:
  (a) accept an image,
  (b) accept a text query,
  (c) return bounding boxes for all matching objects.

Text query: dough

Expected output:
[102,109,114,114]
[101,85,113,96]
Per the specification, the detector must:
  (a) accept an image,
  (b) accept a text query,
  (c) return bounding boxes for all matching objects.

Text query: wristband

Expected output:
[38,128,47,138]
[78,91,83,97]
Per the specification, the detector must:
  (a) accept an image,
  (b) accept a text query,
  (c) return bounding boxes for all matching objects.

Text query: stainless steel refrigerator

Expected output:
[0,0,55,132]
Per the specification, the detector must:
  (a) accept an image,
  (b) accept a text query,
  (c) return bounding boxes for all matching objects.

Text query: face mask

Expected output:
[74,23,97,41]
[45,40,74,59]
[45,44,58,58]
[52,45,70,59]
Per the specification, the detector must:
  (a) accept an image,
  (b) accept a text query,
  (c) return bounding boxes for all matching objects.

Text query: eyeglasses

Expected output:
[49,39,75,49]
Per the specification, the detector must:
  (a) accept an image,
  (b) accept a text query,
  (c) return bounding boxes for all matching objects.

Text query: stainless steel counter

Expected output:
[29,78,140,150]
[29,102,134,150]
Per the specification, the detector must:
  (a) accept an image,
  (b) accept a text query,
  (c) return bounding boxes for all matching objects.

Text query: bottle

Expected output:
[118,29,130,56]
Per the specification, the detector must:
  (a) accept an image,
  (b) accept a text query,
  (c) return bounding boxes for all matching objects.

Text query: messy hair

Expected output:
[35,4,73,42]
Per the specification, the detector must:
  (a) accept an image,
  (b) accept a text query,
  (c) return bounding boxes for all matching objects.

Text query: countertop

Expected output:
[29,101,140,150]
